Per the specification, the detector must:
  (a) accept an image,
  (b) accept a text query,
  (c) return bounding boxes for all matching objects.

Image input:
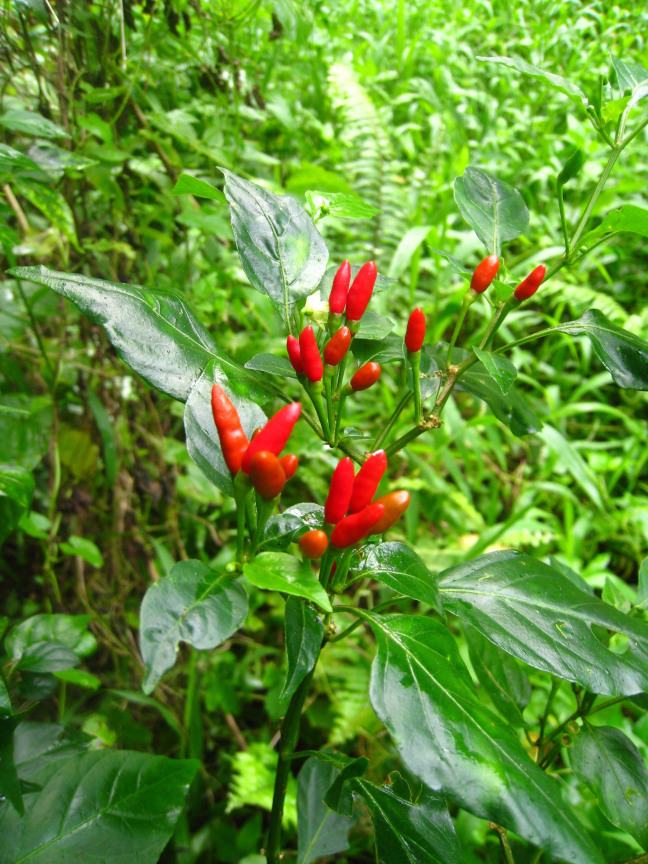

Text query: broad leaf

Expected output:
[459,362,542,435]
[221,169,328,319]
[6,614,97,661]
[281,597,323,701]
[0,748,198,864]
[172,173,226,202]
[305,190,380,221]
[557,309,648,390]
[0,109,69,139]
[571,724,648,849]
[15,181,80,250]
[352,334,405,366]
[297,757,356,864]
[16,643,79,674]
[259,504,325,553]
[245,353,296,379]
[13,722,92,777]
[454,167,529,255]
[0,714,25,815]
[0,144,44,179]
[357,542,442,613]
[365,612,603,864]
[612,57,648,94]
[140,559,248,694]
[473,347,517,395]
[478,56,588,108]
[243,552,332,612]
[439,550,648,695]
[8,266,261,403]
[580,205,648,249]
[466,627,531,726]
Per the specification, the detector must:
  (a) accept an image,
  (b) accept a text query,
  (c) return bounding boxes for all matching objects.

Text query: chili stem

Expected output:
[372,391,412,451]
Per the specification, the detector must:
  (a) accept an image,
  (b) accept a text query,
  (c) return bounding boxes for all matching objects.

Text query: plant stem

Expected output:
[556,182,570,253]
[408,350,422,424]
[446,292,473,365]
[384,423,426,458]
[489,823,516,864]
[372,391,412,451]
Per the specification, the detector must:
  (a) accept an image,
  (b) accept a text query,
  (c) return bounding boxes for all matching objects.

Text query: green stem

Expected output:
[234,491,247,562]
[446,292,473,365]
[408,350,422,424]
[372,391,412,451]
[333,391,347,445]
[307,383,331,441]
[250,497,274,556]
[537,679,559,758]
[569,146,621,253]
[384,423,426,459]
[489,823,516,864]
[557,182,570,254]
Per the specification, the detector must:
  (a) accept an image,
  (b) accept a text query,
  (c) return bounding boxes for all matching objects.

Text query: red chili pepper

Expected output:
[346,261,377,322]
[249,451,286,500]
[299,325,323,383]
[279,453,299,479]
[299,529,329,559]
[241,403,301,474]
[325,457,355,524]
[286,335,303,374]
[405,308,426,353]
[349,450,387,513]
[331,503,385,548]
[329,260,351,315]
[470,255,500,294]
[513,264,546,301]
[370,490,411,534]
[350,362,381,392]
[211,384,249,475]
[323,327,351,367]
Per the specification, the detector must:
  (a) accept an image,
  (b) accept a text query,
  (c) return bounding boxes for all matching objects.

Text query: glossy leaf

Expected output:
[365,612,603,864]
[280,597,323,701]
[0,109,69,139]
[0,748,198,864]
[454,167,529,255]
[13,722,92,777]
[140,559,248,694]
[243,552,332,613]
[439,550,648,695]
[459,362,542,435]
[296,757,355,864]
[172,173,226,202]
[581,205,648,249]
[478,56,588,107]
[570,724,648,849]
[305,190,381,220]
[473,347,517,395]
[358,542,442,613]
[0,144,44,179]
[245,353,296,379]
[221,169,328,318]
[0,714,25,815]
[16,642,79,674]
[612,56,648,94]
[6,614,97,661]
[466,627,531,725]
[352,334,405,366]
[15,181,80,250]
[259,504,325,553]
[7,266,260,403]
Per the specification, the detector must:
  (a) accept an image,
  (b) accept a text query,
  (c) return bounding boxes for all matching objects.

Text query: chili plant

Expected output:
[3,57,648,864]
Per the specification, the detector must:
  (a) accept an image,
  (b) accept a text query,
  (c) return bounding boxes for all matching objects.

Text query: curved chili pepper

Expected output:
[299,529,329,559]
[348,450,387,514]
[249,451,286,500]
[370,490,411,534]
[279,453,299,479]
[405,308,426,353]
[287,335,303,374]
[346,261,377,322]
[470,255,500,294]
[350,362,381,392]
[241,403,301,474]
[325,457,355,524]
[299,325,323,383]
[324,327,351,367]
[514,264,546,301]
[330,503,385,548]
[329,260,351,315]
[211,384,249,475]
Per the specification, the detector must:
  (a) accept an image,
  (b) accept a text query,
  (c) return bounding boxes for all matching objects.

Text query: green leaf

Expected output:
[172,173,226,202]
[296,757,356,864]
[601,97,630,124]
[0,714,25,815]
[0,109,69,139]
[473,347,517,395]
[458,362,542,436]
[27,143,98,175]
[438,550,648,696]
[323,757,370,817]
[388,226,433,280]
[259,504,325,553]
[612,56,648,94]
[87,391,119,486]
[17,642,79,674]
[15,181,80,250]
[352,334,405,367]
[0,464,35,510]
[6,614,97,661]
[13,722,92,777]
[59,535,104,568]
[245,353,296,379]
[183,362,267,498]
[364,612,603,864]
[0,675,11,716]
[139,559,248,694]
[478,56,588,108]
[281,597,323,701]
[581,205,648,247]
[221,169,328,319]
[557,308,648,390]
[637,559,648,608]
[54,669,101,691]
[466,627,531,725]
[0,748,198,864]
[0,395,52,470]
[454,167,530,255]
[358,542,442,612]
[7,266,261,402]
[305,190,381,221]
[244,552,332,613]
[538,425,605,510]
[571,724,648,849]
[0,144,44,179]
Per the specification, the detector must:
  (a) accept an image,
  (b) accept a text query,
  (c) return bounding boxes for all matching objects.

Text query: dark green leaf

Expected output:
[297,757,356,864]
[13,722,91,778]
[473,347,517,395]
[0,464,35,510]
[281,597,323,701]
[0,395,52,470]
[612,57,648,94]
[454,167,529,255]
[172,173,226,202]
[27,143,98,175]
[459,362,542,435]
[352,334,405,366]
[245,353,296,379]
[557,148,585,186]
[7,266,261,403]
[0,714,25,815]
[557,309,648,390]
[243,552,332,612]
[6,614,97,661]
[478,56,588,107]
[358,542,442,613]
[0,109,69,139]
[221,169,328,318]
[365,612,603,864]
[0,144,44,179]
[355,311,394,341]
[466,627,531,725]
[305,190,381,220]
[439,550,648,695]
[0,675,11,716]
[17,642,80,674]
[87,391,119,486]
[0,749,198,864]
[323,756,369,817]
[140,559,248,694]
[259,504,325,553]
[571,724,648,849]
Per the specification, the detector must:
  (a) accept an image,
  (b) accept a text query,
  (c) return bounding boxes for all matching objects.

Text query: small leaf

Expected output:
[305,190,381,220]
[612,56,648,94]
[243,552,332,613]
[139,559,248,694]
[297,757,356,864]
[259,504,325,553]
[172,173,226,202]
[473,347,517,395]
[54,669,101,691]
[281,597,323,701]
[59,535,104,568]
[454,167,529,255]
[358,542,442,612]
[601,97,630,124]
[17,642,79,674]
[458,361,542,436]
[571,724,648,849]
[86,391,119,486]
[478,56,588,108]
